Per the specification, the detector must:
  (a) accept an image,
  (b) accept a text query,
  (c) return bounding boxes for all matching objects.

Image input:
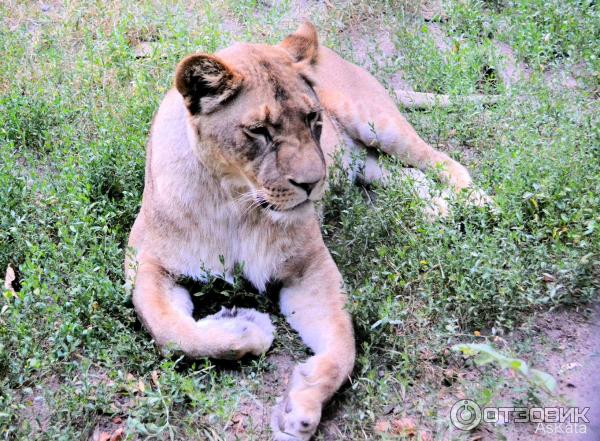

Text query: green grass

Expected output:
[446,0,599,73]
[1,0,598,439]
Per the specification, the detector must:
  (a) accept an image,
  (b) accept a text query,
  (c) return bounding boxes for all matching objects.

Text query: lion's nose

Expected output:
[288,178,319,196]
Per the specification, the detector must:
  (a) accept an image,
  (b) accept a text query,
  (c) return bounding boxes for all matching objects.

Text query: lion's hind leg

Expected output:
[199,306,275,359]
[328,93,474,190]
[328,96,492,209]
[317,57,485,196]
[355,150,449,219]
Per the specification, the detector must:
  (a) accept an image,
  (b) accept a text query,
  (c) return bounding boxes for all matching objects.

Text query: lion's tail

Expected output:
[395,90,500,110]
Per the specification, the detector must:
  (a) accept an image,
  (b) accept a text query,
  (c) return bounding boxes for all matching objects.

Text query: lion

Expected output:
[125,22,488,440]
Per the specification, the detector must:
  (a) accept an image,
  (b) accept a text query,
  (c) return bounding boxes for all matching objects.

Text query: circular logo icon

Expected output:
[450,399,482,430]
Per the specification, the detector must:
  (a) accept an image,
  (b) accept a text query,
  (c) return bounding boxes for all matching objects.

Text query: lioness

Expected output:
[126,22,484,440]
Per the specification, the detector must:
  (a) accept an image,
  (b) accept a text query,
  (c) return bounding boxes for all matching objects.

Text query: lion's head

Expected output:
[174,22,326,218]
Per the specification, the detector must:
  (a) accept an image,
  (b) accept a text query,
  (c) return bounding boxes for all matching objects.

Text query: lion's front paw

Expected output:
[271,395,321,441]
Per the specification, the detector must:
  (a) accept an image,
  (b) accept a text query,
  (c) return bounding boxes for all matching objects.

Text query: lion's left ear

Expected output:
[175,53,243,115]
[279,21,319,64]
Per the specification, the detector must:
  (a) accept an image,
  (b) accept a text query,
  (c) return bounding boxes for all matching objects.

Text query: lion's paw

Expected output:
[271,396,321,441]
[211,306,275,334]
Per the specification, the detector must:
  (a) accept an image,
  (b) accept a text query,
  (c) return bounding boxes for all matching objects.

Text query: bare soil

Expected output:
[224,353,297,440]
[496,304,600,441]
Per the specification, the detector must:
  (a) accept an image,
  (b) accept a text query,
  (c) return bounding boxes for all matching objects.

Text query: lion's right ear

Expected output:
[279,21,319,64]
[175,54,243,115]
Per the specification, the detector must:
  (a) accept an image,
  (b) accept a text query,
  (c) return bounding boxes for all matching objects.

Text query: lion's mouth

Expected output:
[257,197,310,212]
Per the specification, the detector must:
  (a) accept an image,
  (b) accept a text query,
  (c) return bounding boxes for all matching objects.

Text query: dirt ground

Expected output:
[225,304,600,440]
[492,304,600,441]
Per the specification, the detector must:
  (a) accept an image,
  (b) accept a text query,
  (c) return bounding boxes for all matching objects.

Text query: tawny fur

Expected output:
[125,22,486,440]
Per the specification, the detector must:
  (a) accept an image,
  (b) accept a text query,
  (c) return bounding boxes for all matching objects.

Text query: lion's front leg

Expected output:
[271,250,355,440]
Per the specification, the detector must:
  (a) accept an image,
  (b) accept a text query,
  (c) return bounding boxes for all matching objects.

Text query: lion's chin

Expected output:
[281,199,312,212]
[263,199,315,223]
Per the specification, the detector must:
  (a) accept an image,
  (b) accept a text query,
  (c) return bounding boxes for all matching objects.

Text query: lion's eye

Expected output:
[306,111,322,140]
[306,111,321,127]
[244,125,272,144]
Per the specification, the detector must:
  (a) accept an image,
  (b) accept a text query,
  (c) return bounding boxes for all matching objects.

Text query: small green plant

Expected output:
[453,343,557,393]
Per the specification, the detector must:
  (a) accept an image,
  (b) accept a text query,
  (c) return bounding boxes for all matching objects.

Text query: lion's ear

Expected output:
[279,21,319,64]
[175,54,243,115]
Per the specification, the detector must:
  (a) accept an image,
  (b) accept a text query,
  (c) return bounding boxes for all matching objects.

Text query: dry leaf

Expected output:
[92,427,124,441]
[232,413,246,435]
[421,1,448,22]
[137,379,146,393]
[4,264,16,293]
[111,428,124,441]
[151,370,159,387]
[382,404,395,415]
[560,362,582,374]
[134,42,153,58]
[133,42,165,59]
[419,430,433,441]
[374,419,391,433]
[443,368,458,380]
[391,417,416,436]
